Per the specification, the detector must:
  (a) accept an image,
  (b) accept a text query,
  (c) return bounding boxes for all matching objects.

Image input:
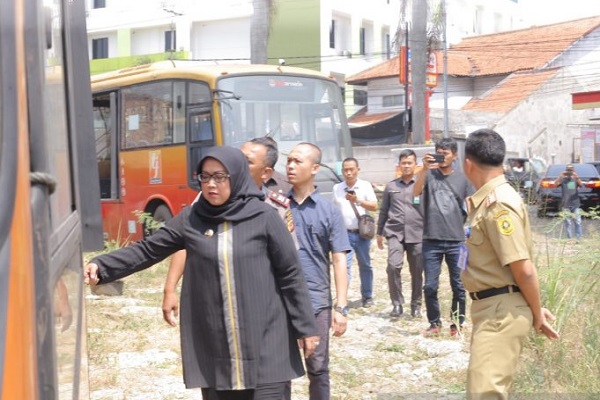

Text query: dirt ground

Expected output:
[85,213,599,400]
[85,242,472,400]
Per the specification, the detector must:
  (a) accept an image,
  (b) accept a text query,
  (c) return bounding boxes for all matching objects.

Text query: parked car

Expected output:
[536,163,600,217]
[504,157,546,204]
[587,161,600,175]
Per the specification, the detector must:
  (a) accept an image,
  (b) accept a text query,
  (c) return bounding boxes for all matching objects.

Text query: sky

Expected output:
[519,0,600,26]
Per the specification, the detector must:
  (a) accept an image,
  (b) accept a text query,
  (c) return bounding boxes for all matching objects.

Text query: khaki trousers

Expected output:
[467,292,532,399]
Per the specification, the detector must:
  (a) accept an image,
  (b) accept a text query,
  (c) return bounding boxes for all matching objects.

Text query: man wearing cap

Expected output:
[462,128,559,399]
[553,164,584,241]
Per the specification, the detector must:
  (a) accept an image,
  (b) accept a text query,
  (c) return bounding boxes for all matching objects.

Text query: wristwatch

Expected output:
[334,305,349,317]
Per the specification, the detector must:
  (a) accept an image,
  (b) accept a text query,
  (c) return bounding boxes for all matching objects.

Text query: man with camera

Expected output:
[553,164,584,241]
[332,157,378,308]
[414,138,473,337]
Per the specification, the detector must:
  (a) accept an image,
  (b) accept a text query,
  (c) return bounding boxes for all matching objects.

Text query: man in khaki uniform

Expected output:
[462,129,559,399]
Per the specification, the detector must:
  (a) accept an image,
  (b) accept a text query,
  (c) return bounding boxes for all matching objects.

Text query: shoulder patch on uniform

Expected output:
[486,191,497,207]
[268,190,290,208]
[285,209,295,232]
[495,210,514,236]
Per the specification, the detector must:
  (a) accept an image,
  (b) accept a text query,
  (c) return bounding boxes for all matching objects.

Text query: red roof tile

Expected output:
[462,69,559,113]
[346,16,600,84]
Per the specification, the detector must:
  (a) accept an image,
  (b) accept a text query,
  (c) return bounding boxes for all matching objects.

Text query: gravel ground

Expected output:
[86,241,471,400]
[85,212,599,399]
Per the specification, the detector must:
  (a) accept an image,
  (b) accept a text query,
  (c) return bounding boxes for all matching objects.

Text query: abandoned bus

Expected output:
[92,61,352,242]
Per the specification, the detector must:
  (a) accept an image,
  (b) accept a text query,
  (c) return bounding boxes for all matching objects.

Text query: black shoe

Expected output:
[362,298,374,308]
[390,305,403,317]
[410,306,421,318]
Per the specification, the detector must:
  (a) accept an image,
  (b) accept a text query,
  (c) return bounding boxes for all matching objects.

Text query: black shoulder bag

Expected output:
[350,202,375,239]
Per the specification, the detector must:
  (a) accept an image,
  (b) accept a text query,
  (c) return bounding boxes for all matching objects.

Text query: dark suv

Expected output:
[537,163,600,217]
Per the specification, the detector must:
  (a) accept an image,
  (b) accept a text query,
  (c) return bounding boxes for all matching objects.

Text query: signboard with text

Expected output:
[399,46,438,88]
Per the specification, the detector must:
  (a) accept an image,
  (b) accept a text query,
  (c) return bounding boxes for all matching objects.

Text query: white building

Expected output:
[85,0,401,79]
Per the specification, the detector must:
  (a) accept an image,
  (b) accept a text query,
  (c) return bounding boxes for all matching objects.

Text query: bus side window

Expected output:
[93,93,113,199]
[191,112,213,142]
[122,81,173,148]
[172,81,186,143]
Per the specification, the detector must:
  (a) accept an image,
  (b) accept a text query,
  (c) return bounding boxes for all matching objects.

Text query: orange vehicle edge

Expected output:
[1,0,38,396]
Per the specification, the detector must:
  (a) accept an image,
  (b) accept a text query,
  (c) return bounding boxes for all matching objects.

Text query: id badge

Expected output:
[458,244,469,271]
[413,195,420,205]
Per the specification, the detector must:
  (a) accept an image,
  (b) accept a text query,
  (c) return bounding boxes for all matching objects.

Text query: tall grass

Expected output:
[515,209,600,395]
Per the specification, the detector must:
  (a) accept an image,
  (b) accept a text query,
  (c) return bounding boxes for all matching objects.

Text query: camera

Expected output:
[429,154,445,164]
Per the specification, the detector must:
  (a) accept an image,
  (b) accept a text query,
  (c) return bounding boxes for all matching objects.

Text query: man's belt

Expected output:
[469,285,520,301]
[347,229,359,233]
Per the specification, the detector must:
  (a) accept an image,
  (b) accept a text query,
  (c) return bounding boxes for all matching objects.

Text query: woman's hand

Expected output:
[298,335,321,359]
[162,290,179,327]
[83,263,100,286]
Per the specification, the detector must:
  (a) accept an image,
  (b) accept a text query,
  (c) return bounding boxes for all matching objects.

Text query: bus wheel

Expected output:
[153,204,173,223]
[144,204,173,236]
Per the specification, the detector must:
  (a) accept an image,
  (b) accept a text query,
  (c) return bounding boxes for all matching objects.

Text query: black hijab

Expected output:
[194,146,266,223]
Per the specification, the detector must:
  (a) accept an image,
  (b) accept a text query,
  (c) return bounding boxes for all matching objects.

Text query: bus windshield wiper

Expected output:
[213,89,241,101]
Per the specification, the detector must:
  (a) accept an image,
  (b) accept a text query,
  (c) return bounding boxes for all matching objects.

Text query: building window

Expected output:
[330,20,335,49]
[354,88,367,106]
[384,33,391,59]
[92,38,108,59]
[382,94,403,108]
[165,30,177,52]
[474,6,483,35]
[93,0,106,8]
[359,27,366,55]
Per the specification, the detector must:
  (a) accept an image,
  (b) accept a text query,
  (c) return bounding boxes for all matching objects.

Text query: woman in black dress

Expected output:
[85,146,318,400]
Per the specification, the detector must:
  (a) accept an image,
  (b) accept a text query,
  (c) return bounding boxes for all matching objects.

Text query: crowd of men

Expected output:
[85,131,559,400]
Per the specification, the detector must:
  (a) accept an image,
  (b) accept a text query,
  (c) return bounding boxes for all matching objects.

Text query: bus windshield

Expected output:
[217,74,352,182]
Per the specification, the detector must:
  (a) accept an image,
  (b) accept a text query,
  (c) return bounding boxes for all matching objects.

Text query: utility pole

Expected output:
[251,0,270,64]
[442,0,449,138]
[410,0,428,144]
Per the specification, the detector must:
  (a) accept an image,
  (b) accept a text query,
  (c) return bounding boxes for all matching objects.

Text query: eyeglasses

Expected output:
[198,172,230,184]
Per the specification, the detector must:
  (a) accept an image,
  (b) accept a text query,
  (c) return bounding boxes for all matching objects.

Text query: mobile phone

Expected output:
[430,154,445,163]
[344,188,356,195]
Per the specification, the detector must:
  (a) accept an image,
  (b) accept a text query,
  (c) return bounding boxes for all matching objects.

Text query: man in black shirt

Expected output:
[414,138,473,337]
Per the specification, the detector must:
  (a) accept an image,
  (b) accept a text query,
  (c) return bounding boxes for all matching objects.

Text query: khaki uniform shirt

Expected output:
[462,175,532,293]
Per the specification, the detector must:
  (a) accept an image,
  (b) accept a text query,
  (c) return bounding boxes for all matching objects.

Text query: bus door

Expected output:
[92,91,123,240]
[187,106,215,189]
[93,92,118,202]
